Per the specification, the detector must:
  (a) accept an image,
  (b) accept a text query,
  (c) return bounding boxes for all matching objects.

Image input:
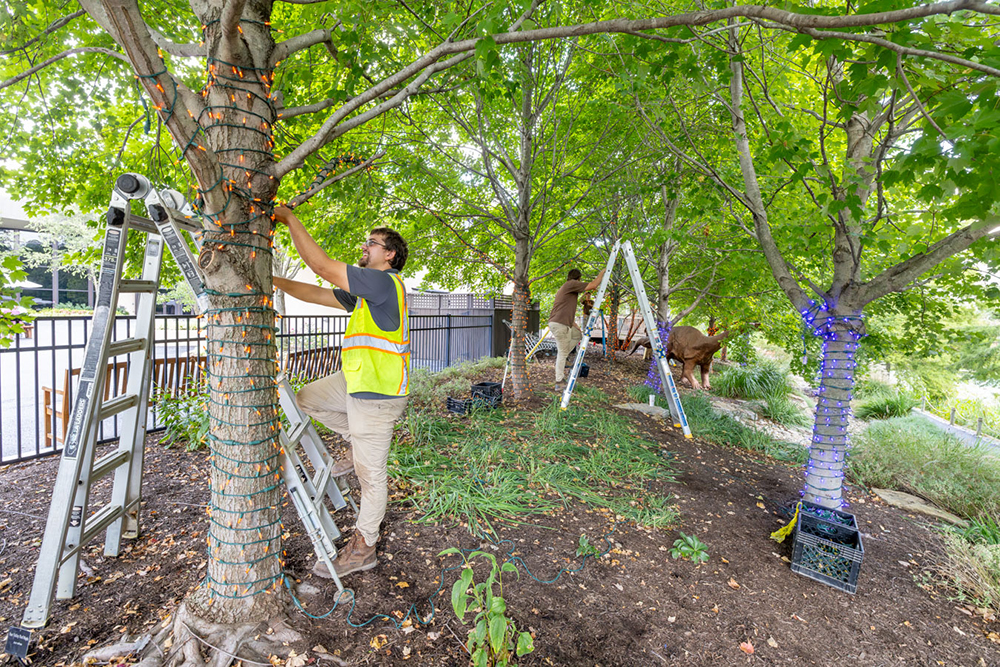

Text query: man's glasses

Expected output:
[362,238,386,248]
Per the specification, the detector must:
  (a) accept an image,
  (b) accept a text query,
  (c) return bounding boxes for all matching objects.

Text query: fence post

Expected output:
[949,407,956,425]
[445,314,452,368]
[976,417,983,439]
[921,396,926,411]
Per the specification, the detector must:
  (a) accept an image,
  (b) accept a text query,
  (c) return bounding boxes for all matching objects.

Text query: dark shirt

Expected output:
[549,279,589,327]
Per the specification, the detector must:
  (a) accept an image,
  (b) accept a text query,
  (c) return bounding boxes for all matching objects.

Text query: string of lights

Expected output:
[799,300,865,508]
[136,17,401,603]
[644,320,671,392]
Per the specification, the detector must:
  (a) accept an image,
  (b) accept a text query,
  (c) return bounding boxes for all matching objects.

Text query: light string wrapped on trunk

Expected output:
[800,301,865,508]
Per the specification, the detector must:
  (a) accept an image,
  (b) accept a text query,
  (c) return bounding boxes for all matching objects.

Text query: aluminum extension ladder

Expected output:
[16,174,354,633]
[560,240,692,438]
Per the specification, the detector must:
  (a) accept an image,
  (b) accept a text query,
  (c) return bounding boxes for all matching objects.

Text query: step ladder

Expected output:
[560,241,692,438]
[17,174,354,632]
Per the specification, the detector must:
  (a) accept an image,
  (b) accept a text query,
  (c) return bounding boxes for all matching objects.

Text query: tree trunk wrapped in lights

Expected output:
[801,305,864,509]
[644,321,671,392]
[509,281,532,398]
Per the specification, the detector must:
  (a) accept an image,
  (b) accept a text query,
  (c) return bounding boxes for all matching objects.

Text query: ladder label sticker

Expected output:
[4,626,31,662]
[63,382,93,459]
[69,506,82,528]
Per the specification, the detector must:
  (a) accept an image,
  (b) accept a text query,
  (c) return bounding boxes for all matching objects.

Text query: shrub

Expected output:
[854,377,895,400]
[154,384,210,451]
[855,393,919,420]
[712,361,790,401]
[936,532,1000,615]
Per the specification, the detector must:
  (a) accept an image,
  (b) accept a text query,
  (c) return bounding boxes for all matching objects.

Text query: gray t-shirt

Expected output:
[334,266,404,399]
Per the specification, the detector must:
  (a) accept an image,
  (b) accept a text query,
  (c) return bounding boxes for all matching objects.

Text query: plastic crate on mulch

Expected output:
[578,363,589,378]
[471,381,502,402]
[790,500,864,594]
[446,394,501,415]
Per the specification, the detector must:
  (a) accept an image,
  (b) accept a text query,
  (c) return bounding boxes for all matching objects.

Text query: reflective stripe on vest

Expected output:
[341,272,409,396]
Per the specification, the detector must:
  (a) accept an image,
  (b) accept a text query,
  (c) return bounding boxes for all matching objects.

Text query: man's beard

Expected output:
[358,254,369,267]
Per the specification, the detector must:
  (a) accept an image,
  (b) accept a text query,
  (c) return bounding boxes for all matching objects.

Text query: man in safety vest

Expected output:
[272,205,409,579]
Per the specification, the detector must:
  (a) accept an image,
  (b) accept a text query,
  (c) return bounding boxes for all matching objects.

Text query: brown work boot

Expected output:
[311,533,377,579]
[330,456,354,477]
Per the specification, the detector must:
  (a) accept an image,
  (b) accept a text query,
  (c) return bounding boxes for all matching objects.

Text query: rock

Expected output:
[872,488,968,527]
[615,403,672,420]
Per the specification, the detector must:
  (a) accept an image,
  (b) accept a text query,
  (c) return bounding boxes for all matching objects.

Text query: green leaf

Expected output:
[472,647,488,667]
[488,613,508,654]
[516,631,535,656]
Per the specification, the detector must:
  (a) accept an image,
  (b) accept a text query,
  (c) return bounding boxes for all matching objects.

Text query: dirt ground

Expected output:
[1,353,999,666]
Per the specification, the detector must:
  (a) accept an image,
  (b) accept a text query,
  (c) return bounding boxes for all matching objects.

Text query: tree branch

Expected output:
[0,47,131,91]
[287,152,385,208]
[0,9,87,56]
[271,28,334,65]
[272,0,998,179]
[856,217,999,305]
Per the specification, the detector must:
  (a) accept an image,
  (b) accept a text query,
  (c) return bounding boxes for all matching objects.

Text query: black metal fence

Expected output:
[0,314,493,464]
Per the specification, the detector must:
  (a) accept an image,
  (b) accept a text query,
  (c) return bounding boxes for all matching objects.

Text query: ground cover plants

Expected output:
[391,383,680,536]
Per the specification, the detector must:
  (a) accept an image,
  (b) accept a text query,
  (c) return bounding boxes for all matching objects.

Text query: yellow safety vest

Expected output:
[341,273,410,396]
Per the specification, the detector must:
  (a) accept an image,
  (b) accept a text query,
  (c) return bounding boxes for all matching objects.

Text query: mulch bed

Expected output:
[1,352,999,666]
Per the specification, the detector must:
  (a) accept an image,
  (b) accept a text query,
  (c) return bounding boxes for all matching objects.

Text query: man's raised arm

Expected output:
[273,277,348,310]
[585,269,606,291]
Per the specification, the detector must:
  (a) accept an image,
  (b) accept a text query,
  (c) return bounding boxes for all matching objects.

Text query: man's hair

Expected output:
[371,227,408,271]
[567,268,582,281]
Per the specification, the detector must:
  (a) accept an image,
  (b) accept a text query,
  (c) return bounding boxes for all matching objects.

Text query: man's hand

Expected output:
[273,205,295,226]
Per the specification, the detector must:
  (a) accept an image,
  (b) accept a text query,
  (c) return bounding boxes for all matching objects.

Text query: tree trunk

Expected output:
[185,202,285,624]
[605,274,620,360]
[803,313,862,509]
[509,281,531,399]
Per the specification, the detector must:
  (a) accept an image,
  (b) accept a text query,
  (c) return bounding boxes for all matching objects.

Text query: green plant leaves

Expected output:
[516,631,535,657]
[488,613,508,654]
[451,567,474,621]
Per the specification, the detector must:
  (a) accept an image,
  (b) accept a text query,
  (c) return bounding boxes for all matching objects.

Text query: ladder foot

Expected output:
[684,434,693,439]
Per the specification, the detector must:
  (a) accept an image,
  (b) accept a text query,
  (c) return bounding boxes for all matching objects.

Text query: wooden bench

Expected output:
[43,355,206,449]
[283,345,341,382]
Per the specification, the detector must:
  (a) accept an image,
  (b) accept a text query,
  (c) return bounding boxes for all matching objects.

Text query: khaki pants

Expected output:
[549,321,582,382]
[296,371,408,547]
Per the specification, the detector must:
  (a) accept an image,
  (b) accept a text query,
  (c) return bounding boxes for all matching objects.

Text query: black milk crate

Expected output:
[471,381,502,402]
[579,363,589,378]
[446,395,501,415]
[791,501,863,594]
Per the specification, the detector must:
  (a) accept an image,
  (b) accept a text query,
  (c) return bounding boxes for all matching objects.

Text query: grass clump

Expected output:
[627,385,808,464]
[711,361,790,401]
[936,523,1000,615]
[855,392,919,420]
[753,394,811,428]
[849,415,1000,520]
[392,386,680,535]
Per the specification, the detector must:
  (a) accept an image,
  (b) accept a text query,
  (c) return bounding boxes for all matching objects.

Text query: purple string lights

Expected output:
[644,321,671,392]
[800,301,865,509]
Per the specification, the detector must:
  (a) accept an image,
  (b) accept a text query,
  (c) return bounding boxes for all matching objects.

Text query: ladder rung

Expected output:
[107,337,146,357]
[78,504,126,549]
[285,420,308,446]
[91,449,131,481]
[99,394,139,421]
[119,280,158,294]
